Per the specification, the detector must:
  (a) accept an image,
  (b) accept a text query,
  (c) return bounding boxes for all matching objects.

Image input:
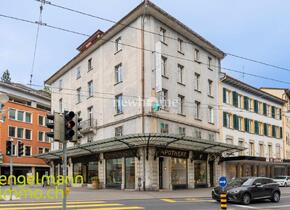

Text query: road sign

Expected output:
[219,176,227,188]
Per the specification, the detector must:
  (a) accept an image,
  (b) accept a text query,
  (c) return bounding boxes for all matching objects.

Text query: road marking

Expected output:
[160,198,176,203]
[232,205,256,209]
[81,207,144,210]
[0,201,106,207]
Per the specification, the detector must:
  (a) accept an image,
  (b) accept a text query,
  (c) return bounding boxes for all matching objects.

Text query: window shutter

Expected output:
[244,96,249,110]
[223,112,227,127]
[264,123,268,136]
[280,127,283,138]
[233,114,238,129]
[254,100,258,113]
[272,106,275,118]
[279,109,282,120]
[254,121,259,134]
[244,118,249,132]
[232,91,238,107]
[223,88,226,103]
[263,103,267,116]
[272,125,276,138]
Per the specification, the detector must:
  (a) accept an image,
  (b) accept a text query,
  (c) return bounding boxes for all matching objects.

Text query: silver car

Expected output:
[273,176,290,187]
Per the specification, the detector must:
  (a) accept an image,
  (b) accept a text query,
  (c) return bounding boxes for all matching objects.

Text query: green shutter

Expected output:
[244,96,249,110]
[272,106,275,118]
[280,127,283,138]
[233,114,238,129]
[223,112,227,127]
[263,103,267,116]
[264,123,268,136]
[254,121,259,134]
[272,125,276,138]
[244,118,249,132]
[279,109,282,120]
[254,100,258,113]
[233,91,238,107]
[223,88,227,103]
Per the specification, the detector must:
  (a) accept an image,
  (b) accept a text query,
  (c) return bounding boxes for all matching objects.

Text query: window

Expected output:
[237,95,242,108]
[238,140,244,155]
[38,131,44,142]
[160,27,166,43]
[177,64,184,84]
[17,128,24,139]
[208,106,214,124]
[272,106,276,119]
[76,66,81,79]
[25,146,32,156]
[45,148,49,153]
[39,116,45,126]
[268,144,273,158]
[208,80,213,96]
[177,95,184,115]
[115,63,123,84]
[59,79,63,91]
[249,142,255,156]
[194,73,200,91]
[254,100,259,113]
[88,80,93,97]
[25,129,32,140]
[115,126,123,137]
[208,57,212,69]
[195,128,202,139]
[194,49,200,61]
[115,94,123,114]
[160,122,169,134]
[208,133,215,141]
[194,101,201,120]
[25,112,32,123]
[87,106,93,127]
[38,148,43,154]
[88,58,93,71]
[259,144,264,157]
[223,112,231,128]
[77,87,81,103]
[8,109,16,120]
[161,56,167,76]
[9,126,16,137]
[59,98,63,112]
[45,134,50,142]
[160,89,168,109]
[249,120,254,133]
[244,96,249,110]
[115,37,122,52]
[276,144,281,159]
[177,38,183,52]
[178,127,186,136]
[17,111,24,121]
[238,117,243,131]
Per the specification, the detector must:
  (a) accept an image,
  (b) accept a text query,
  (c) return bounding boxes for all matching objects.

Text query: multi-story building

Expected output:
[0,81,51,178]
[42,1,242,190]
[260,88,290,164]
[219,74,289,179]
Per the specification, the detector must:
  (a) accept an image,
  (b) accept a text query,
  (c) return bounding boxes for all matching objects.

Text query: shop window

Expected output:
[106,159,122,188]
[194,162,207,187]
[88,162,98,184]
[125,157,135,189]
[171,158,187,189]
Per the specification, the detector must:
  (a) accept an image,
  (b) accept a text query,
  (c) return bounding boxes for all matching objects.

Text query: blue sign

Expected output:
[219,176,227,188]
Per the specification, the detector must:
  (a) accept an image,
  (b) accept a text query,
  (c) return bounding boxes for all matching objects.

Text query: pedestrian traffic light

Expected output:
[64,111,75,141]
[46,112,64,142]
[18,141,24,157]
[6,141,12,156]
[71,115,82,143]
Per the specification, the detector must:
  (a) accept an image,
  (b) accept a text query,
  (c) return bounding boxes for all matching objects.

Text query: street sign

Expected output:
[219,176,227,189]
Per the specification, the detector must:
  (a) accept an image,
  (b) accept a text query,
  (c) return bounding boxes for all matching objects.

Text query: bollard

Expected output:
[220,193,227,210]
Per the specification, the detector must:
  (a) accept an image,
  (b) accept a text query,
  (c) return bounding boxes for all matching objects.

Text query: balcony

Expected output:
[80,118,97,134]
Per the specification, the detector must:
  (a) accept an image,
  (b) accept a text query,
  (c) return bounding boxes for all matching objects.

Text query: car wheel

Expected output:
[242,193,251,205]
[271,191,280,203]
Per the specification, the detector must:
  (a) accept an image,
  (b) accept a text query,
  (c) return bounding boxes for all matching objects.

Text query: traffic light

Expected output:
[71,114,82,143]
[6,141,12,156]
[46,112,64,142]
[64,111,75,141]
[18,141,24,157]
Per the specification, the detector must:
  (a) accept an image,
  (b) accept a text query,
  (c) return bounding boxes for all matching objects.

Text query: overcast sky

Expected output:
[1,0,290,89]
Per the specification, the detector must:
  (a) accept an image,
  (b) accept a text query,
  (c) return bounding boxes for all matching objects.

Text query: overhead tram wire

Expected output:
[1,13,290,88]
[35,0,290,74]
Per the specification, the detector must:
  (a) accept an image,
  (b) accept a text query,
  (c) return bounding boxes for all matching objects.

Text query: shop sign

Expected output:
[72,154,99,163]
[104,149,138,160]
[156,148,189,159]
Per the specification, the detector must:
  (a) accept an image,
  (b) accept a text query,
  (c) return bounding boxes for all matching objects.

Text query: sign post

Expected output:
[219,176,228,210]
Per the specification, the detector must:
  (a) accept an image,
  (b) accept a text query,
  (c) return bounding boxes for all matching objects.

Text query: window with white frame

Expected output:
[115,63,123,84]
[160,27,166,43]
[160,122,169,134]
[88,58,93,71]
[208,80,213,96]
[160,89,168,109]
[225,89,231,104]
[77,87,81,103]
[88,80,93,97]
[17,128,24,139]
[276,144,281,159]
[25,129,32,140]
[237,94,242,108]
[38,131,44,142]
[177,64,184,84]
[249,142,255,156]
[194,73,200,91]
[177,95,184,115]
[268,144,273,158]
[8,109,16,120]
[76,66,81,79]
[8,126,16,137]
[25,145,32,156]
[259,143,264,157]
[194,101,201,120]
[178,38,183,52]
[87,106,93,127]
[194,49,200,61]
[115,37,122,52]
[115,126,123,136]
[208,106,214,124]
[178,127,186,136]
[161,56,167,76]
[38,115,45,126]
[208,57,212,69]
[25,112,32,123]
[59,79,63,91]
[17,111,24,121]
[115,94,123,114]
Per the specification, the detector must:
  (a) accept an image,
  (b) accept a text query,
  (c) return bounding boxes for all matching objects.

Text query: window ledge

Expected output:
[178,113,186,117]
[76,76,81,80]
[195,89,201,93]
[208,95,214,99]
[195,118,202,121]
[208,122,215,125]
[114,49,122,55]
[87,96,94,99]
[177,82,186,86]
[177,50,184,55]
[160,41,168,46]
[114,81,123,86]
[162,75,169,79]
[88,68,93,72]
[114,112,124,117]
[208,68,214,71]
[195,60,201,64]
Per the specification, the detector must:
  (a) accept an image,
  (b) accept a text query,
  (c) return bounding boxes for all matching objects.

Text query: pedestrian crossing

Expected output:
[0,200,144,210]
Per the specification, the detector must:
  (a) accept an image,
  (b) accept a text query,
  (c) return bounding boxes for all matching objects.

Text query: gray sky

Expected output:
[1,0,290,89]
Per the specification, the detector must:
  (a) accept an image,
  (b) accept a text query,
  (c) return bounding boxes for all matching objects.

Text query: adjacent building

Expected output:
[219,74,290,179]
[42,1,242,190]
[0,82,51,178]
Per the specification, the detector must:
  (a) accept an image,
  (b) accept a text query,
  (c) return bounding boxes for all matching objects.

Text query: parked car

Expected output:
[212,177,280,205]
[273,176,290,187]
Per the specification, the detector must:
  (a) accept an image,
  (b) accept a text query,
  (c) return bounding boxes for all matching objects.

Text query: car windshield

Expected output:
[275,176,286,179]
[241,178,254,186]
[228,178,248,187]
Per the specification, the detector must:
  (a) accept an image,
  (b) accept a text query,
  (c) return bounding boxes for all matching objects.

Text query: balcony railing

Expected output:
[80,118,97,134]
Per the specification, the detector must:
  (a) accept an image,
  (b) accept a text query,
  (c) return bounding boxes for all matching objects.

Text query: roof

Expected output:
[0,81,51,101]
[221,74,286,105]
[260,87,290,99]
[45,0,225,85]
[37,133,245,160]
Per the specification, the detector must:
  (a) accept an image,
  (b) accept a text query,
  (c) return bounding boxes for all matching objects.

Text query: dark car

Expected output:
[212,177,280,205]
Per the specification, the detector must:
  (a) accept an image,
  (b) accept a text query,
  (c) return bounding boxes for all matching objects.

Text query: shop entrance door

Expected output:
[159,157,163,189]
[209,161,214,187]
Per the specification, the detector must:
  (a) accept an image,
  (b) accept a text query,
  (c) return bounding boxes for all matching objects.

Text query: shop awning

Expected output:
[37,133,245,160]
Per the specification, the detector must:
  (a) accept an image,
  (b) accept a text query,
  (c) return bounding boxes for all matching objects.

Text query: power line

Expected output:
[35,0,290,73]
[1,12,290,87]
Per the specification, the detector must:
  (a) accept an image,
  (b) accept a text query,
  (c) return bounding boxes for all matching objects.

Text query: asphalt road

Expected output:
[1,195,290,210]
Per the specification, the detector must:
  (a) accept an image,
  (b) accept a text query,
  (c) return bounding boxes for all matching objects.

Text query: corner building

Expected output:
[42,1,242,190]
